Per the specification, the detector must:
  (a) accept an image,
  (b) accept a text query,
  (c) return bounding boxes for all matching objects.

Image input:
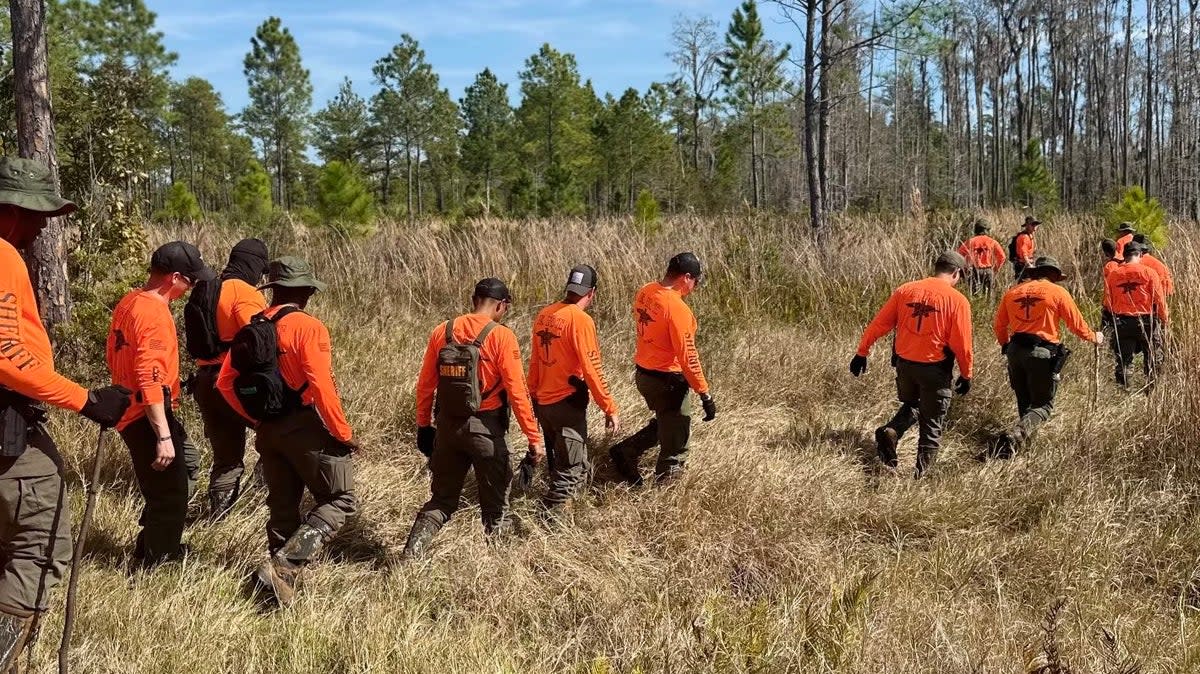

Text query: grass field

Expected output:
[26,211,1200,673]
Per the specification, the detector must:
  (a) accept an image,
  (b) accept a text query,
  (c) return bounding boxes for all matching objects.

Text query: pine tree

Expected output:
[315,160,374,235]
[242,16,312,209]
[159,182,201,223]
[371,35,439,220]
[232,159,273,225]
[461,68,514,214]
[717,0,790,210]
[165,77,233,210]
[1106,186,1168,249]
[312,78,369,166]
[1013,139,1058,210]
[517,44,595,214]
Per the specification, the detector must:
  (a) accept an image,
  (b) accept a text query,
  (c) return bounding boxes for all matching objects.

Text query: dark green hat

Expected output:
[0,157,76,216]
[1032,256,1065,281]
[1118,222,1136,233]
[259,256,328,292]
[973,218,990,233]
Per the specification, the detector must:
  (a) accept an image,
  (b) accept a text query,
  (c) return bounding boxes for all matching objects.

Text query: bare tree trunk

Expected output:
[804,0,824,239]
[1144,0,1155,191]
[10,0,71,329]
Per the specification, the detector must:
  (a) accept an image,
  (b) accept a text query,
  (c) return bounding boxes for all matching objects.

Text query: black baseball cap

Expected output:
[565,264,598,296]
[667,252,702,278]
[150,241,215,283]
[1123,241,1149,256]
[473,277,512,302]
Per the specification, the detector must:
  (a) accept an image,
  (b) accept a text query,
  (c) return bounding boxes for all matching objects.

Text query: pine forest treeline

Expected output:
[1,0,1197,237]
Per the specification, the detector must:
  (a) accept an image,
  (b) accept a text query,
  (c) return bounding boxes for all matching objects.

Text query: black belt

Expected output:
[635,365,685,380]
[1010,332,1059,349]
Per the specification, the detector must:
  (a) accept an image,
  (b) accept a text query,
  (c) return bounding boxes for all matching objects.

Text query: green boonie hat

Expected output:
[1032,256,1065,280]
[0,157,77,216]
[258,256,328,292]
[974,218,990,233]
[1118,222,1136,233]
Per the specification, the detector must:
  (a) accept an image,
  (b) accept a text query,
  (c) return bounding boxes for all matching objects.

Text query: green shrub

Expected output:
[1105,185,1168,249]
[634,189,660,227]
[315,161,375,237]
[232,160,274,228]
[157,182,201,224]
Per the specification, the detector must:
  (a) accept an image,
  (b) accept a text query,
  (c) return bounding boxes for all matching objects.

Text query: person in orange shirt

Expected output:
[0,157,131,662]
[1010,215,1040,280]
[1133,234,1174,296]
[850,251,973,477]
[957,219,1006,294]
[1104,241,1168,387]
[216,257,356,605]
[608,253,716,486]
[107,241,214,568]
[991,257,1103,458]
[527,265,619,512]
[185,238,268,518]
[404,278,543,558]
[1114,222,1136,260]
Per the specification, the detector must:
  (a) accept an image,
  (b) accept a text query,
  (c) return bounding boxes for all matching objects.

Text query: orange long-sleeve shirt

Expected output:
[632,282,709,394]
[1142,254,1174,296]
[415,313,540,446]
[527,302,617,416]
[216,306,353,442]
[856,276,974,378]
[1102,259,1120,310]
[0,239,88,412]
[1014,232,1035,266]
[196,278,268,366]
[1115,233,1134,260]
[958,235,1007,270]
[106,290,181,431]
[994,280,1096,346]
[1105,262,1168,323]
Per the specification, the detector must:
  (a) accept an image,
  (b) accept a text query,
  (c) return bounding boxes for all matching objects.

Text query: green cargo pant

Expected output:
[1006,342,1059,445]
[611,369,691,480]
[535,398,590,508]
[119,412,192,566]
[193,364,251,494]
[415,410,512,534]
[1112,315,1163,387]
[883,359,953,476]
[0,431,70,613]
[967,267,995,294]
[255,408,356,556]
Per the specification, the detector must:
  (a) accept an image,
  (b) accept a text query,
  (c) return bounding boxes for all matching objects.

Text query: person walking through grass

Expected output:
[1104,241,1169,388]
[850,251,973,478]
[957,219,1006,294]
[217,257,358,606]
[608,253,716,486]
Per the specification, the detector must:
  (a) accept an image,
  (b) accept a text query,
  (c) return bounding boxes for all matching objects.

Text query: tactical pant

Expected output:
[193,365,251,494]
[1006,342,1059,445]
[119,412,191,565]
[967,267,995,294]
[256,408,356,555]
[882,359,953,475]
[0,431,70,613]
[611,370,691,480]
[1112,315,1164,387]
[415,410,512,534]
[535,398,590,508]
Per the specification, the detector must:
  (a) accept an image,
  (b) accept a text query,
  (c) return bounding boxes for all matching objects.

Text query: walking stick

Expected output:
[1091,342,1100,412]
[58,428,107,674]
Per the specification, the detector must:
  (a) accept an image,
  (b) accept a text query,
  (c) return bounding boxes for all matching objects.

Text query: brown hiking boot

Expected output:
[874,427,899,468]
[256,557,300,607]
[0,606,35,671]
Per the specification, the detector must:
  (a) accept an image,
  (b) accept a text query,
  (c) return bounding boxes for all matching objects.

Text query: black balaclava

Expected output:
[222,238,269,285]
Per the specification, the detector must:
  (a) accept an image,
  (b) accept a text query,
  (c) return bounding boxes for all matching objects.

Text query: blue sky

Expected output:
[147,0,797,114]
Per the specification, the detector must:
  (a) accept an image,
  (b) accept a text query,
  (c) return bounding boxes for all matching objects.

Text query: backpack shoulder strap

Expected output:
[473,321,499,348]
[443,318,457,345]
[268,305,304,324]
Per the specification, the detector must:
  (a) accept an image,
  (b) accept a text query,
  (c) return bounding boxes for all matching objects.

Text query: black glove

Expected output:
[514,453,536,490]
[700,393,717,422]
[416,426,436,458]
[1000,342,1009,355]
[1101,309,1114,329]
[954,377,971,396]
[80,385,133,428]
[849,355,868,377]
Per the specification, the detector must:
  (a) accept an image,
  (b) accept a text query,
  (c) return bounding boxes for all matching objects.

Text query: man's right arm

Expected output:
[992,239,1007,268]
[667,302,709,394]
[575,313,617,416]
[0,278,88,411]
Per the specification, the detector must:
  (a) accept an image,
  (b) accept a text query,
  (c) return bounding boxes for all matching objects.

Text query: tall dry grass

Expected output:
[25,212,1200,673]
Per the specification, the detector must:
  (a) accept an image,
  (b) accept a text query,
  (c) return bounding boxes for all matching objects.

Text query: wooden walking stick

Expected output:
[1091,342,1100,412]
[58,428,106,674]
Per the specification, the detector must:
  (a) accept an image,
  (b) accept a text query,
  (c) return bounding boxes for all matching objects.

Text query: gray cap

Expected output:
[1123,241,1149,256]
[564,264,598,296]
[936,250,969,271]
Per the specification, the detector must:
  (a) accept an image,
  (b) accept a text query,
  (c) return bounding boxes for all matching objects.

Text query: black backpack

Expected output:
[1007,234,1020,263]
[183,278,225,360]
[229,306,308,420]
[435,318,499,419]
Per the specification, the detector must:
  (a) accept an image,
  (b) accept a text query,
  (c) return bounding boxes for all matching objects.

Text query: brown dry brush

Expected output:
[29,213,1200,672]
